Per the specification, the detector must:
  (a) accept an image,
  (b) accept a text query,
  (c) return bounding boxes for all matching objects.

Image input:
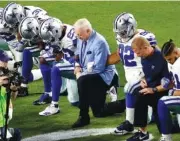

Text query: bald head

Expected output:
[131,36,153,57]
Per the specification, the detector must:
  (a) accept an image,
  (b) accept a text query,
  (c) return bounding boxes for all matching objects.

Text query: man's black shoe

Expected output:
[72,116,90,128]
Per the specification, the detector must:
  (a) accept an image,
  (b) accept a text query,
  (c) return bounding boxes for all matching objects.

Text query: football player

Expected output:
[158,39,180,141]
[3,2,49,96]
[107,12,158,135]
[0,7,20,71]
[38,17,79,116]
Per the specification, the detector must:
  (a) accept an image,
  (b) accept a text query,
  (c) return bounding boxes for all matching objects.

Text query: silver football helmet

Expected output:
[34,10,49,23]
[3,2,25,26]
[39,17,63,43]
[19,17,40,40]
[113,12,137,40]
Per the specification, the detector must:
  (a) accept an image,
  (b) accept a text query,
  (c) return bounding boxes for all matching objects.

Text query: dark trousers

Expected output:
[97,73,125,117]
[134,90,168,132]
[77,74,108,118]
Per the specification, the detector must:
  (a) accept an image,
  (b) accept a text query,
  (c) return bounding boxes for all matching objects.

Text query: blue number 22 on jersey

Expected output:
[119,44,137,67]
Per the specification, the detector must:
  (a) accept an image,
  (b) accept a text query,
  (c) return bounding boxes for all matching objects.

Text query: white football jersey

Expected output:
[168,57,180,90]
[116,29,157,82]
[24,6,47,18]
[60,24,77,60]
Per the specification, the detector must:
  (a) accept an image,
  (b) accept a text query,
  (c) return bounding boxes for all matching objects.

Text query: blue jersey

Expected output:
[142,49,171,88]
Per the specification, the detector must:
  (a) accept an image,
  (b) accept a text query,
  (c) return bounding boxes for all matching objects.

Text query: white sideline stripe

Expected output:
[22,128,115,141]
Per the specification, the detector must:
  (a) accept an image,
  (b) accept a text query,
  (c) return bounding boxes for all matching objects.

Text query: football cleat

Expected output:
[112,120,135,135]
[126,130,151,141]
[39,104,60,116]
[159,136,172,141]
[33,93,52,105]
[72,116,90,128]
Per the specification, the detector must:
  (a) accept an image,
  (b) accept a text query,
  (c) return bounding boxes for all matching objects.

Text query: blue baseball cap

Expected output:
[0,49,12,62]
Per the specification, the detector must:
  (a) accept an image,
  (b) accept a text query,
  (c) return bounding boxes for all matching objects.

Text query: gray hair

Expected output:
[74,18,92,31]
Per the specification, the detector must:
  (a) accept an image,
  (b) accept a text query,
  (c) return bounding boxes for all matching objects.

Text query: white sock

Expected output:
[51,101,58,105]
[147,106,153,123]
[126,107,134,124]
[32,69,42,81]
[21,83,27,88]
[45,92,52,97]
[48,91,52,97]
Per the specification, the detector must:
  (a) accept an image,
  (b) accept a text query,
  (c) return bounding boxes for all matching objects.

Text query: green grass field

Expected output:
[1,1,180,141]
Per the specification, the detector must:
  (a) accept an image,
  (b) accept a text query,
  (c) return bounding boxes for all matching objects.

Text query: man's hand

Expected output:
[0,76,8,86]
[10,84,19,91]
[139,88,154,95]
[106,51,120,65]
[76,72,82,79]
[74,66,82,75]
[10,84,19,99]
[140,79,147,88]
[17,32,22,41]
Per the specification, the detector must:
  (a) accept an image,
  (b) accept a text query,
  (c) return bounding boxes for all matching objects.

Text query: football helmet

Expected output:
[3,2,25,26]
[19,17,40,40]
[39,17,63,43]
[113,12,137,40]
[35,10,49,23]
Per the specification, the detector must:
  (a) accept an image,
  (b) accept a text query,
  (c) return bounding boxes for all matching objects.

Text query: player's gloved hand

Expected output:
[161,77,171,89]
[168,89,175,96]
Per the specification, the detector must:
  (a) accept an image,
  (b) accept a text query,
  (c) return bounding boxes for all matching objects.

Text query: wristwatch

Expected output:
[152,87,158,93]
